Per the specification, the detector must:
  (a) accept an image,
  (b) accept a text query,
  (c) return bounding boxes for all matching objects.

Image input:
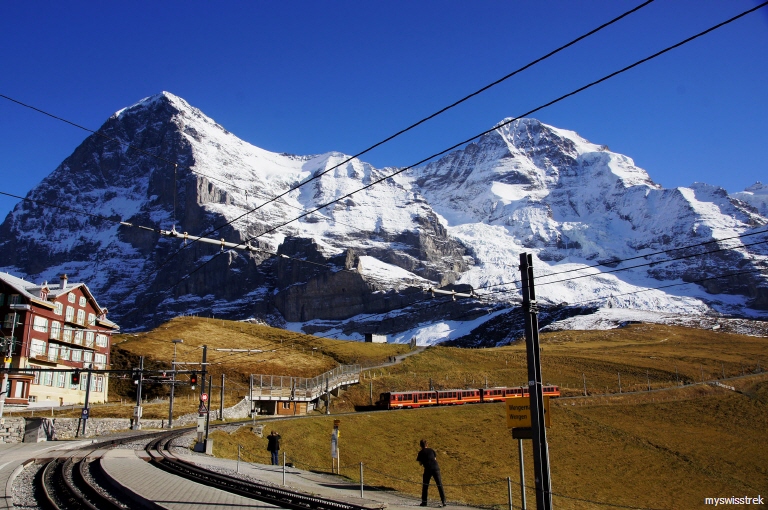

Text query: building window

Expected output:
[85,331,95,347]
[43,371,53,386]
[74,330,83,345]
[54,302,63,315]
[87,312,95,326]
[282,402,292,409]
[76,309,85,325]
[33,316,49,333]
[80,378,87,391]
[28,395,37,403]
[68,292,75,303]
[3,313,21,329]
[50,321,61,340]
[71,349,82,362]
[94,353,106,368]
[96,376,104,392]
[84,351,93,364]
[9,294,20,305]
[30,339,46,357]
[63,327,72,343]
[65,306,74,322]
[47,345,59,362]
[32,370,40,385]
[79,296,86,307]
[60,347,70,361]
[96,334,108,347]
[55,372,65,388]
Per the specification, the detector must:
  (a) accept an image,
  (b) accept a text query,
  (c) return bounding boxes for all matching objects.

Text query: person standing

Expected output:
[267,430,281,465]
[416,439,446,507]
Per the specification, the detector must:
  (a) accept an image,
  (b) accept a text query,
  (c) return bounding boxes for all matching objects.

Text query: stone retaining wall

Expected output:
[37,397,255,440]
[0,417,25,443]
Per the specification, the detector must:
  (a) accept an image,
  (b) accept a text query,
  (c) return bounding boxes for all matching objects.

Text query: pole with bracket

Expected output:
[519,253,552,510]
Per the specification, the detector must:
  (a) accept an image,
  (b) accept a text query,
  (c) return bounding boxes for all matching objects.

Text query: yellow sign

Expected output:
[3,357,11,364]
[505,396,551,428]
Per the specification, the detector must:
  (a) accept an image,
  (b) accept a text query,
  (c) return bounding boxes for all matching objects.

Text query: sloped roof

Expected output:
[0,272,118,330]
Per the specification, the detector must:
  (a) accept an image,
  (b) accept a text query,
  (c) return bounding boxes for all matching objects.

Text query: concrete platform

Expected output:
[175,451,468,509]
[101,448,279,509]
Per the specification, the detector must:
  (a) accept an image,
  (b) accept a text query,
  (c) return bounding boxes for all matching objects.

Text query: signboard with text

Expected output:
[505,396,551,428]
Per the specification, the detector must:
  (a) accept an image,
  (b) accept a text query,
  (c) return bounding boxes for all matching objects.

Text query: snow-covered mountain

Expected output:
[1,92,766,343]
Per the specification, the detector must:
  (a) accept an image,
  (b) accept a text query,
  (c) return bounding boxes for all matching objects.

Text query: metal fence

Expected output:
[250,364,361,402]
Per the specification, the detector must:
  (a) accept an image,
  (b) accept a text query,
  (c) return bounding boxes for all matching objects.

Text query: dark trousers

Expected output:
[271,450,279,465]
[422,469,446,504]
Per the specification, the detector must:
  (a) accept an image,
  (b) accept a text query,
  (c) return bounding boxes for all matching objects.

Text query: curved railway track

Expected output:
[33,426,377,510]
[145,430,376,510]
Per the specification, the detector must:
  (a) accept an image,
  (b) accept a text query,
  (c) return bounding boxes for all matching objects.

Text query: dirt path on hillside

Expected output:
[367,346,426,370]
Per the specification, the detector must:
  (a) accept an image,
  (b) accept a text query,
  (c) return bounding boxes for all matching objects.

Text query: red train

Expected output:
[376,385,560,410]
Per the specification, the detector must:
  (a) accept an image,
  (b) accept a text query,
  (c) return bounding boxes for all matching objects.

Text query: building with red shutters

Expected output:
[0,273,119,408]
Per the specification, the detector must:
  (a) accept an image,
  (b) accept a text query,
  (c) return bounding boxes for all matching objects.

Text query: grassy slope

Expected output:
[16,316,765,507]
[208,323,767,509]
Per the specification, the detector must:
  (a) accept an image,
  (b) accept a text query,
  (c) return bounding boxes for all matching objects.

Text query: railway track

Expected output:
[38,432,165,510]
[145,430,378,510]
[33,426,378,510]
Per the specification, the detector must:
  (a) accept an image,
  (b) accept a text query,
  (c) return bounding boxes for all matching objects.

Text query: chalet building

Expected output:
[0,273,118,408]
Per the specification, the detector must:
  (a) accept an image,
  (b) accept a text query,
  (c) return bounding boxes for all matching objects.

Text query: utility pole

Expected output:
[196,345,208,447]
[249,374,254,417]
[168,339,183,428]
[219,373,225,421]
[519,253,552,510]
[0,311,20,421]
[133,356,144,430]
[206,375,212,440]
[80,365,93,436]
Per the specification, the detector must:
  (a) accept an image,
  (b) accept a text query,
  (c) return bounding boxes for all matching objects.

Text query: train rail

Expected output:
[30,425,381,510]
[145,430,379,510]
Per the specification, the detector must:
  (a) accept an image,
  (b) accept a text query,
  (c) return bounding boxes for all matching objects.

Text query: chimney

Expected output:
[60,274,68,290]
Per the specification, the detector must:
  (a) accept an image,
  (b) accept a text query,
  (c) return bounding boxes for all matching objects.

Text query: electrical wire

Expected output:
[165,2,768,300]
[0,0,656,300]
[5,2,767,337]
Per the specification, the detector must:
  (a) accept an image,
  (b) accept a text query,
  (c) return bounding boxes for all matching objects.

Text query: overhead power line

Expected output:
[472,228,768,297]
[0,0,656,293]
[167,1,768,301]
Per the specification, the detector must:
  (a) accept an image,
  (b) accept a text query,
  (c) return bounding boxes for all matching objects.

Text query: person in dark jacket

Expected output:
[416,439,446,507]
[267,430,281,465]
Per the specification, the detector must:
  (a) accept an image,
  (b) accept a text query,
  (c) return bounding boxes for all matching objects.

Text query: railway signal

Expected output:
[71,369,81,385]
[190,371,198,389]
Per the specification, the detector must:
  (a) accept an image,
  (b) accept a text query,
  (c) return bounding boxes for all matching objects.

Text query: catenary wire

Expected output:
[0,189,432,323]
[167,2,768,294]
[6,2,767,335]
[0,0,656,282]
[472,235,768,297]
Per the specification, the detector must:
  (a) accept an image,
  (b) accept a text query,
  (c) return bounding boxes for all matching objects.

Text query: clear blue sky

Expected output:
[1,1,766,220]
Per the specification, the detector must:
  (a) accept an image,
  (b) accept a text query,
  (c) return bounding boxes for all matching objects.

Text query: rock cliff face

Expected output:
[0,93,470,331]
[1,93,766,341]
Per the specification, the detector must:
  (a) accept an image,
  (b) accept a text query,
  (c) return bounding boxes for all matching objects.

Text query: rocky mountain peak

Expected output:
[1,94,766,341]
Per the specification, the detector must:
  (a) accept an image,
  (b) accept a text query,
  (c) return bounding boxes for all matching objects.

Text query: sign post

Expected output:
[331,420,340,473]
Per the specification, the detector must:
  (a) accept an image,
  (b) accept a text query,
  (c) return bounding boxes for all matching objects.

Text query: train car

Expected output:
[377,390,438,409]
[481,385,561,402]
[377,385,559,410]
[435,389,481,405]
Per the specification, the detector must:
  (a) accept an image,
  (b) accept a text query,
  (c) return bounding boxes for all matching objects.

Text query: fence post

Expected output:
[360,462,364,498]
[283,451,286,486]
[508,476,513,510]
